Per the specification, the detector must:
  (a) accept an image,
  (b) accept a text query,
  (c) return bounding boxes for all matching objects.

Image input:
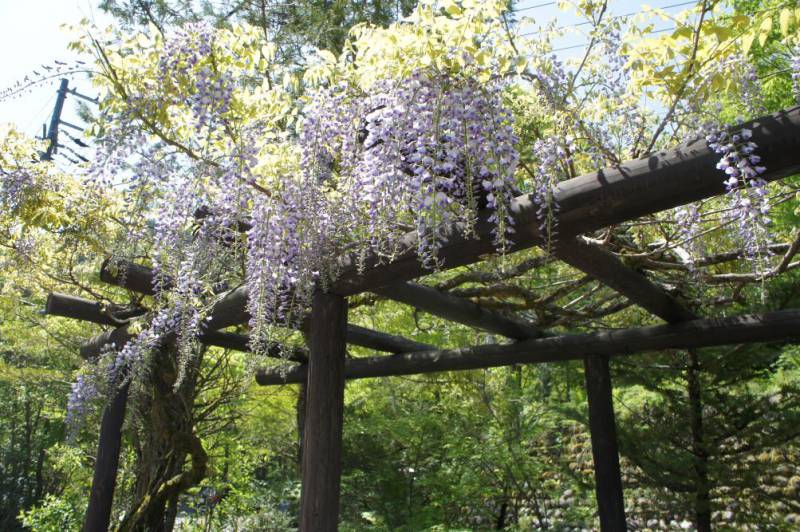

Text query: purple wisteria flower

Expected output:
[707,127,771,261]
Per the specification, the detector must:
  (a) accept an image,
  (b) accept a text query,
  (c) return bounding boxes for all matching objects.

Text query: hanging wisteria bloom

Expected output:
[65,373,100,437]
[300,69,520,268]
[791,44,800,103]
[707,127,771,269]
[530,136,571,251]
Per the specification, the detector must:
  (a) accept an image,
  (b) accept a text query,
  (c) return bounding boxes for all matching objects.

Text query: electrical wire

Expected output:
[519,0,699,37]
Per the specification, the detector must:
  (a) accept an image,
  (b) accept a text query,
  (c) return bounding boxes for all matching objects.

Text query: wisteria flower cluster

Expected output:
[301,70,520,266]
[530,136,572,251]
[65,373,100,436]
[791,45,800,103]
[707,127,771,260]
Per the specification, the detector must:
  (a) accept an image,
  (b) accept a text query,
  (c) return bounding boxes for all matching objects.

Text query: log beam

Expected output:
[554,238,697,322]
[300,290,348,531]
[345,324,433,353]
[256,308,800,384]
[97,262,433,353]
[101,257,164,295]
[373,282,543,340]
[46,293,146,327]
[78,325,307,363]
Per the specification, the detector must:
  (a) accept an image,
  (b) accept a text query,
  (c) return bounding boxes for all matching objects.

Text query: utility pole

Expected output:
[41,79,69,161]
[40,79,98,162]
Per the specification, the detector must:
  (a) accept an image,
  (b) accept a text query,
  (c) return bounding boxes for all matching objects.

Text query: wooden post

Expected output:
[584,355,627,532]
[297,380,307,467]
[83,381,130,532]
[300,290,348,531]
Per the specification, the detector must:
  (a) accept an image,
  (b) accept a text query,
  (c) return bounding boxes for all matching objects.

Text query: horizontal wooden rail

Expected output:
[46,293,146,326]
[345,324,433,353]
[44,293,300,360]
[256,308,800,384]
[554,239,698,323]
[79,324,308,362]
[96,262,434,353]
[100,258,163,296]
[373,282,543,340]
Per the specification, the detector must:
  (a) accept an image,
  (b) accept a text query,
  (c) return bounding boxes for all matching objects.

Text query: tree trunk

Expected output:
[687,349,711,532]
[120,344,207,532]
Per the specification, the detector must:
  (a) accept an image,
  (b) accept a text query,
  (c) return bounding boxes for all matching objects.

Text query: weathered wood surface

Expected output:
[174,108,800,329]
[82,381,130,532]
[46,292,146,326]
[331,107,800,295]
[373,282,543,339]
[584,355,627,532]
[78,324,308,362]
[98,261,433,353]
[100,257,164,295]
[80,326,134,360]
[299,291,348,532]
[554,239,698,323]
[256,308,800,384]
[345,323,433,353]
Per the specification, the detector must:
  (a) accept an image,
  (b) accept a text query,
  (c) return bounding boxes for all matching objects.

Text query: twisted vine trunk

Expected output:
[118,344,208,532]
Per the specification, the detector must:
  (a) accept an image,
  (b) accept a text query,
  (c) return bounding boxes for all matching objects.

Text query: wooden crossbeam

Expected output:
[100,257,162,295]
[45,293,297,360]
[46,292,146,326]
[554,238,698,323]
[98,260,434,353]
[331,108,800,295]
[256,308,800,384]
[345,323,433,353]
[177,108,800,329]
[373,282,543,340]
[77,323,308,363]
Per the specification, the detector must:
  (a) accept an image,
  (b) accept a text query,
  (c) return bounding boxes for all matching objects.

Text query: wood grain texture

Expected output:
[257,308,800,384]
[299,291,348,532]
[82,382,130,532]
[584,355,627,532]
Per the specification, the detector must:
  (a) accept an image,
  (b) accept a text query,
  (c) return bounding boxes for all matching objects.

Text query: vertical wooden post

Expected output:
[83,381,130,532]
[296,380,307,467]
[300,290,348,531]
[584,355,627,532]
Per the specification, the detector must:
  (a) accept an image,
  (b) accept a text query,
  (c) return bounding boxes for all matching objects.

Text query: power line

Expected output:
[532,2,784,55]
[549,25,678,53]
[514,1,558,14]
[519,0,698,38]
[22,92,56,135]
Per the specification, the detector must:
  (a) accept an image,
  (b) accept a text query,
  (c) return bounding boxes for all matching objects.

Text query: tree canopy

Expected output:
[2,0,800,530]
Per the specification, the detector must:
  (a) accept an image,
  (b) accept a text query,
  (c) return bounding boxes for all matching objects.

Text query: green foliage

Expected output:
[18,494,83,532]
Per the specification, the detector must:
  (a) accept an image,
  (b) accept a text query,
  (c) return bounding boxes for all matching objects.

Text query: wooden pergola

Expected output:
[46,107,800,531]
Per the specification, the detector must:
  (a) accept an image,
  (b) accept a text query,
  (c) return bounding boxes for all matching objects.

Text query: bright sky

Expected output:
[0,0,111,140]
[0,0,685,161]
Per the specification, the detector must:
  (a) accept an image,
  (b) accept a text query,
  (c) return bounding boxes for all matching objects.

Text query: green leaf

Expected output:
[780,8,793,35]
[742,31,756,53]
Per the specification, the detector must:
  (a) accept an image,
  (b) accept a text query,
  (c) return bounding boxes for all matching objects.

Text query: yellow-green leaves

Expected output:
[334,0,521,90]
